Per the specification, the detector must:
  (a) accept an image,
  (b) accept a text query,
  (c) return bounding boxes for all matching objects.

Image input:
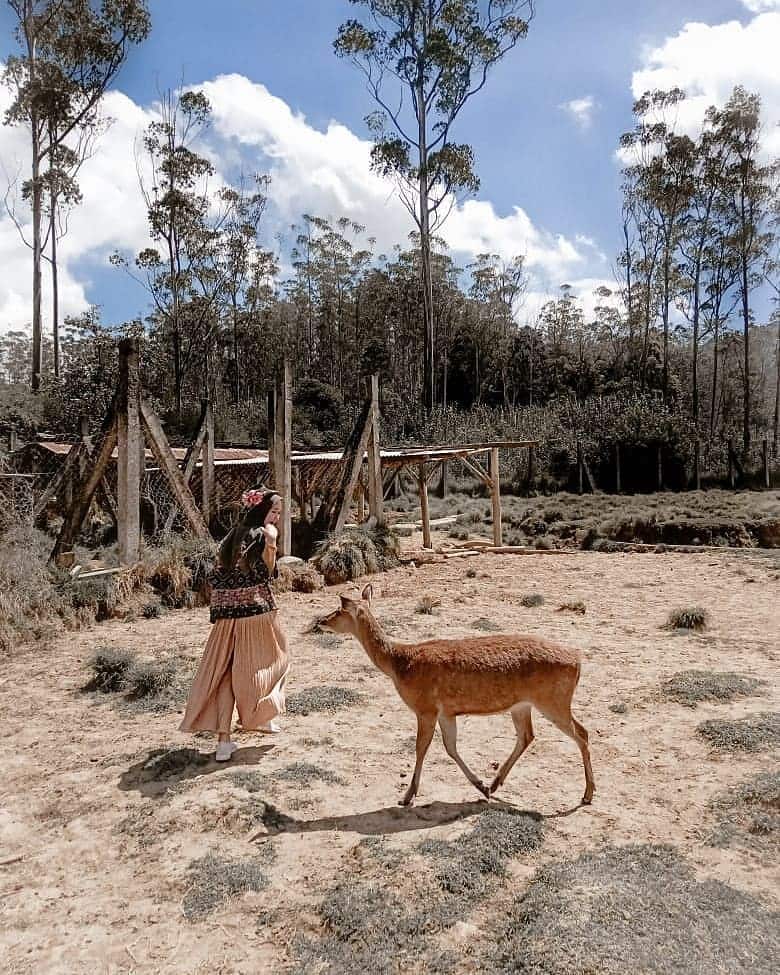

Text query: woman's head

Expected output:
[241,488,282,529]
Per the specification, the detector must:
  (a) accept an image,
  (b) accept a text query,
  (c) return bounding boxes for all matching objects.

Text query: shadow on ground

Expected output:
[118,745,275,798]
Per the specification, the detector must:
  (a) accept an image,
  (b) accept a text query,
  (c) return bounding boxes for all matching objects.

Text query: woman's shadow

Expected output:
[118,744,275,798]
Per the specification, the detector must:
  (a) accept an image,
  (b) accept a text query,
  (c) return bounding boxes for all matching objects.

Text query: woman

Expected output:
[180,488,289,761]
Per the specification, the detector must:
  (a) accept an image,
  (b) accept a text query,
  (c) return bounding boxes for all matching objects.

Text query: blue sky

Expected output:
[1,0,778,331]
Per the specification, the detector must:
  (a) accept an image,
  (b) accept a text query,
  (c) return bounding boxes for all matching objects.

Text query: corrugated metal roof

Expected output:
[31,440,535,467]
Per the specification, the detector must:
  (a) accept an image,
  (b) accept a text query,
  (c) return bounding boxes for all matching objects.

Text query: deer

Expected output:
[316,584,595,808]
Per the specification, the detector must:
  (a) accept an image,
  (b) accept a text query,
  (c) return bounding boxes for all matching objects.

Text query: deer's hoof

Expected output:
[582,790,594,805]
[476,781,491,799]
[399,792,415,807]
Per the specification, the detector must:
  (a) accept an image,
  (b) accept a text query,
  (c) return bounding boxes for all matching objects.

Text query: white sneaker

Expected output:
[259,721,281,734]
[215,741,238,762]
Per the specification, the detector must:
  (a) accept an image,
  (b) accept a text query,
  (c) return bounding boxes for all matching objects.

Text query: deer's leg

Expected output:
[438,713,490,799]
[400,712,437,806]
[539,703,595,805]
[489,703,534,796]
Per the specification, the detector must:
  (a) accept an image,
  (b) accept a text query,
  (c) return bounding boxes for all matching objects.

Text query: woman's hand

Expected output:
[261,523,279,544]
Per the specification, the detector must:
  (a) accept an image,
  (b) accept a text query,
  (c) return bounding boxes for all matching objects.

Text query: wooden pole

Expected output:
[577,441,584,495]
[656,444,663,492]
[278,360,292,556]
[694,439,701,491]
[7,429,17,452]
[117,338,142,565]
[527,445,536,494]
[728,438,735,489]
[418,464,432,549]
[139,399,210,539]
[162,401,209,534]
[437,460,449,498]
[762,438,770,489]
[200,399,215,526]
[366,374,384,524]
[615,443,621,494]
[267,387,276,489]
[490,447,502,546]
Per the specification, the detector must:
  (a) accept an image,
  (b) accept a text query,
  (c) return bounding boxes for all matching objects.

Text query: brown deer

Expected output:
[317,584,595,807]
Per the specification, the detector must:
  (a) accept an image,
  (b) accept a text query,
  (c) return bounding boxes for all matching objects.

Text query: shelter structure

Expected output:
[10,339,537,563]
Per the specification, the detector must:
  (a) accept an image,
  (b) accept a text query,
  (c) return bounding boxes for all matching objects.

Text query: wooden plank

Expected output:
[139,399,210,539]
[366,374,384,524]
[51,418,118,561]
[490,446,502,546]
[201,400,215,526]
[312,398,373,536]
[162,401,209,534]
[418,463,432,550]
[117,338,142,565]
[281,361,292,554]
[460,454,493,488]
[484,546,570,556]
[33,441,87,520]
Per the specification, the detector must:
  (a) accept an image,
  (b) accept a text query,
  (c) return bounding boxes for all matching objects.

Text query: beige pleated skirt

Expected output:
[180,611,289,734]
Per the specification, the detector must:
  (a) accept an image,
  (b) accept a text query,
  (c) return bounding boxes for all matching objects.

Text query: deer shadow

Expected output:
[252,795,585,841]
[118,744,275,799]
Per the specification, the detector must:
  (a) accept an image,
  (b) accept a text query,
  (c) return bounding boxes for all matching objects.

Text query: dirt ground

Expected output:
[1,538,778,974]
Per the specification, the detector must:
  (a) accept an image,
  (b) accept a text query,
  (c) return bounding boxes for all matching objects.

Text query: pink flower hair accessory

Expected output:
[241,488,269,509]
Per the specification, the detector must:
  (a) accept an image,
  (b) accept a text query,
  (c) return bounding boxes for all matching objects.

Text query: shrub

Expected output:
[556,599,586,614]
[665,606,709,631]
[286,685,366,716]
[142,602,162,619]
[182,852,271,921]
[520,592,544,607]
[86,647,135,693]
[697,712,780,752]
[662,670,766,707]
[415,595,440,615]
[127,660,176,698]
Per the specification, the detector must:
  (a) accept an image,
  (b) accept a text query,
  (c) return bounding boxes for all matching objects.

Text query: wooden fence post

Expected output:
[490,446,502,546]
[728,438,736,489]
[418,464,432,549]
[526,445,536,494]
[200,399,215,526]
[615,443,621,494]
[366,374,384,524]
[117,338,142,565]
[577,441,584,495]
[693,439,701,491]
[279,361,292,555]
[762,438,770,489]
[656,445,663,492]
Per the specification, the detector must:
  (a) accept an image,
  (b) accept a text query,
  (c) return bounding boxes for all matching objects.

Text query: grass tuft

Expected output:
[415,595,441,615]
[182,851,272,921]
[665,606,709,631]
[708,770,780,854]
[520,592,544,608]
[286,685,366,717]
[556,599,586,614]
[697,712,780,752]
[662,670,766,708]
[85,647,135,693]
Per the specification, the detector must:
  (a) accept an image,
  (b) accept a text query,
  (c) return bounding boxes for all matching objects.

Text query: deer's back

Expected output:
[386,634,582,716]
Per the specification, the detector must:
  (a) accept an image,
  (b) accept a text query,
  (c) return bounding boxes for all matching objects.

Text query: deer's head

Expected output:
[317,583,374,635]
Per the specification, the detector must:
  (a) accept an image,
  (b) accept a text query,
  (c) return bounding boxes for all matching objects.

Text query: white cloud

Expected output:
[740,1,780,13]
[559,95,596,130]
[1,70,600,333]
[622,11,780,161]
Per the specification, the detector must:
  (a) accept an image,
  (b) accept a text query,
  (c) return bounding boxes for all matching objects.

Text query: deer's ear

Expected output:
[361,583,373,604]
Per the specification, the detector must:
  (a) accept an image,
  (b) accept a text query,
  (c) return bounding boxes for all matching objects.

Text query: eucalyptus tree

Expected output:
[3,0,151,390]
[334,0,535,412]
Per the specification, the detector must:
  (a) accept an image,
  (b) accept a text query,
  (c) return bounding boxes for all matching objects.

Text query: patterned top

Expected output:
[208,539,277,623]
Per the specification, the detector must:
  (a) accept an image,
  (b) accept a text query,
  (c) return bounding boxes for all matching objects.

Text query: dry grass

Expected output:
[286,685,367,717]
[182,851,273,922]
[697,712,780,752]
[708,770,780,855]
[416,595,441,615]
[483,844,780,975]
[665,606,709,631]
[519,592,544,608]
[556,598,586,614]
[85,647,135,693]
[661,670,766,707]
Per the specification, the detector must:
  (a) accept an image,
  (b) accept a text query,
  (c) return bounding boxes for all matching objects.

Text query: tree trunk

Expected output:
[691,275,699,424]
[773,325,779,458]
[741,250,751,457]
[50,194,60,379]
[31,124,43,391]
[417,71,434,414]
[710,316,720,440]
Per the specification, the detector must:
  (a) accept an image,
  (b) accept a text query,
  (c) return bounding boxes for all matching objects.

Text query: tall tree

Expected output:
[334,0,534,412]
[711,86,773,456]
[3,0,151,391]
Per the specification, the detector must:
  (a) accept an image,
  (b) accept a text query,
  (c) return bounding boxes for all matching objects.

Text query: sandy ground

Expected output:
[1,539,778,974]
